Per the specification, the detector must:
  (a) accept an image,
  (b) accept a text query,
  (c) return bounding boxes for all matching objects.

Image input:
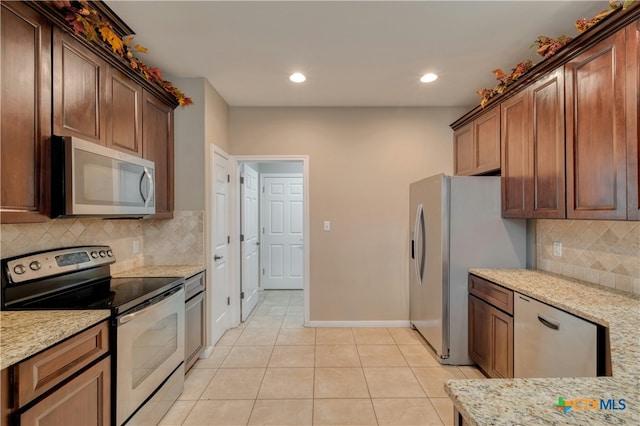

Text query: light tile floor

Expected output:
[161,290,486,426]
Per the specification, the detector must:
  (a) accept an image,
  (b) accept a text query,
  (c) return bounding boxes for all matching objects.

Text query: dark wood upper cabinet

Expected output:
[454,107,500,176]
[453,123,474,176]
[530,70,566,218]
[565,29,627,220]
[143,90,174,219]
[501,70,565,220]
[106,68,143,156]
[501,90,531,217]
[627,20,639,220]
[53,27,107,144]
[474,109,501,174]
[1,2,52,223]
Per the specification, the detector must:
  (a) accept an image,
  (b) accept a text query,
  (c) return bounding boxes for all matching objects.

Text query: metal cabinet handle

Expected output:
[214,255,223,261]
[538,314,560,330]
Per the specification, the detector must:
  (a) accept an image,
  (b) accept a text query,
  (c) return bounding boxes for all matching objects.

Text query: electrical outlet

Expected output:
[323,221,331,231]
[133,239,140,254]
[553,241,562,257]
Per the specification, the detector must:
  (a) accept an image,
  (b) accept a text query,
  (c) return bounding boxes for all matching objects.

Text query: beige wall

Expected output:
[536,219,640,295]
[172,77,230,210]
[229,107,466,321]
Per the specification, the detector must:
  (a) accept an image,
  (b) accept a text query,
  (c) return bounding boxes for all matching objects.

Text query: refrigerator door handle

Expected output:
[414,204,426,286]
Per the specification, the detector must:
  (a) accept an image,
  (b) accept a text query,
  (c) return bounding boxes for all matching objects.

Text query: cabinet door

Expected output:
[453,123,474,176]
[106,68,143,156]
[53,28,107,144]
[1,2,52,223]
[627,20,639,220]
[473,107,500,174]
[185,292,205,372]
[143,90,174,218]
[20,357,110,426]
[489,306,514,379]
[501,90,532,218]
[565,30,627,219]
[468,295,491,374]
[530,70,566,218]
[1,368,12,426]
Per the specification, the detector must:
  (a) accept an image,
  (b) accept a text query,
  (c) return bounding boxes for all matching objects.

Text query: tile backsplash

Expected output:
[536,219,640,295]
[0,210,203,273]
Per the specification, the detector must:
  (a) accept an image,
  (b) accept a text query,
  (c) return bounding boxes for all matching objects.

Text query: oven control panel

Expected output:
[4,246,115,284]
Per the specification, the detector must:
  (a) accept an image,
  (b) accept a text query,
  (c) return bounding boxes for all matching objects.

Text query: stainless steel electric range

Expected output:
[1,246,185,426]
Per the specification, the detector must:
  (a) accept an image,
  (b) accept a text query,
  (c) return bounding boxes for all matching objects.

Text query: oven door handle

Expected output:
[117,286,183,326]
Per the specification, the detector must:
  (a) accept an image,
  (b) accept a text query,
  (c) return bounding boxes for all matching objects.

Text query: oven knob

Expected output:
[13,264,26,275]
[90,251,99,259]
[99,250,106,258]
[106,249,113,257]
[29,261,41,271]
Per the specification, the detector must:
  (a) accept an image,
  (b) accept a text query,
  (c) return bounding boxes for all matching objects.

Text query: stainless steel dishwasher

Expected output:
[514,293,598,378]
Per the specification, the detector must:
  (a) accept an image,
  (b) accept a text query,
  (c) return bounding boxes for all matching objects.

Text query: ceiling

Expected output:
[106,1,607,108]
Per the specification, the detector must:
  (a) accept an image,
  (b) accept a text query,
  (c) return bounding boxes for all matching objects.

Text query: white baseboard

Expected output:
[305,320,411,328]
[199,345,215,359]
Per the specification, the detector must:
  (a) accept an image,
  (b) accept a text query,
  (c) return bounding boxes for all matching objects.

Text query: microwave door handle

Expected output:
[139,167,154,207]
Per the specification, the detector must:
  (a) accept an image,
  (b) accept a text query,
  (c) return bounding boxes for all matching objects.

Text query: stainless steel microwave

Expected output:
[52,136,155,218]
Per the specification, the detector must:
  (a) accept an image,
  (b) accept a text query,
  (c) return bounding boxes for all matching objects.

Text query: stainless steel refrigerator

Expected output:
[409,174,526,365]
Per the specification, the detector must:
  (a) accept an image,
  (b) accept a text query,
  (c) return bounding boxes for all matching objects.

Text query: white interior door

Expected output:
[211,151,230,344]
[262,175,304,290]
[241,165,260,321]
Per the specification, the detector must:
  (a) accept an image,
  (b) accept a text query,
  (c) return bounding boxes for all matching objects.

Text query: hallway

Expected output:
[160,290,485,425]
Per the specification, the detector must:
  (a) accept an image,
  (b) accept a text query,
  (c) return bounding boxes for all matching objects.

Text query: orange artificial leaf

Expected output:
[492,69,506,80]
[134,44,148,54]
[99,26,123,55]
[124,36,134,46]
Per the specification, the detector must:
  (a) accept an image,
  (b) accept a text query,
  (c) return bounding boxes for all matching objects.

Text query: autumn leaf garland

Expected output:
[476,0,636,107]
[50,0,193,107]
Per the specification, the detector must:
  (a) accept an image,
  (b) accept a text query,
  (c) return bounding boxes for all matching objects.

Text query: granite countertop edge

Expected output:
[112,264,205,278]
[445,268,640,426]
[0,310,111,370]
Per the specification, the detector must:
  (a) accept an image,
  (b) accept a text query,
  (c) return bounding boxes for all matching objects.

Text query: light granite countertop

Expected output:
[446,268,640,425]
[112,265,205,278]
[0,310,111,370]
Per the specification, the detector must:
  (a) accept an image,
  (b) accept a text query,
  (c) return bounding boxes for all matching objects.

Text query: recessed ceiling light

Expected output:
[420,73,438,83]
[289,72,306,83]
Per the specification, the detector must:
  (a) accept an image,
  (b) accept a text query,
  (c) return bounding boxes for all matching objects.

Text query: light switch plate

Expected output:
[323,221,331,231]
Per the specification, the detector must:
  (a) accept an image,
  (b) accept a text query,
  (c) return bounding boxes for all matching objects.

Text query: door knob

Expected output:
[256,241,261,246]
[214,255,223,261]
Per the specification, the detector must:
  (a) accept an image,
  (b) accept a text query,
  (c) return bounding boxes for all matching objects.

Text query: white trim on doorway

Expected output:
[233,155,310,327]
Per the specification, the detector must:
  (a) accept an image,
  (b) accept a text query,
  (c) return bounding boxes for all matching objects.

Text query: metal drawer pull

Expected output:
[214,255,223,261]
[538,314,560,330]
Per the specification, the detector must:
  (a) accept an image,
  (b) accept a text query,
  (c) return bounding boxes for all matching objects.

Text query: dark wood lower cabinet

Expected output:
[19,357,110,426]
[468,293,514,379]
[1,321,111,426]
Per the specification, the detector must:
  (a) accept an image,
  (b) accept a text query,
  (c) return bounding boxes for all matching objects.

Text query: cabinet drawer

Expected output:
[16,321,109,407]
[468,275,513,315]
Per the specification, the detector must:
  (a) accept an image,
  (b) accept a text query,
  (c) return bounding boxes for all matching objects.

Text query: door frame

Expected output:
[233,156,310,326]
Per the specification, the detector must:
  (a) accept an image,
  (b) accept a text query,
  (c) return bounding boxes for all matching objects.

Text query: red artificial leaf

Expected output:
[147,67,163,82]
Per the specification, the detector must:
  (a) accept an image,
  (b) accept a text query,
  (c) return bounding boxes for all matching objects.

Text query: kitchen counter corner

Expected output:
[0,310,111,370]
[446,268,640,425]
